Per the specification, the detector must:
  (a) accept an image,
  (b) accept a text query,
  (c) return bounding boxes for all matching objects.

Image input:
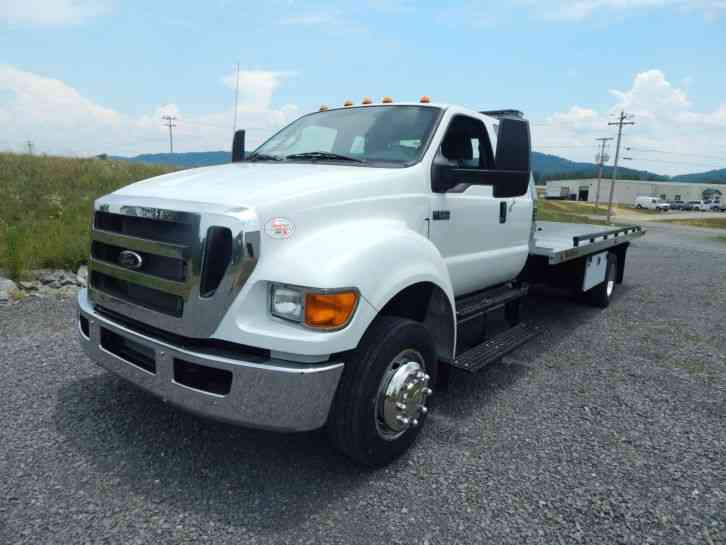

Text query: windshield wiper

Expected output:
[285,151,364,163]
[246,153,284,162]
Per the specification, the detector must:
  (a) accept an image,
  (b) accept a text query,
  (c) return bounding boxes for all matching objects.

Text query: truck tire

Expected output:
[586,253,617,308]
[327,316,436,466]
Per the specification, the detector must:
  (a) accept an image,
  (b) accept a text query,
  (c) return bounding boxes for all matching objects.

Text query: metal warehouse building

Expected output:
[544,179,724,204]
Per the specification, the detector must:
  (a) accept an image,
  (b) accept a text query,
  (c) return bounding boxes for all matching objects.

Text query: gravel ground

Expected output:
[1,223,725,545]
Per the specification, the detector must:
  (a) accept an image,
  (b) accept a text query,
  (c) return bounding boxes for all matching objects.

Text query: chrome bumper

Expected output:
[77,289,343,432]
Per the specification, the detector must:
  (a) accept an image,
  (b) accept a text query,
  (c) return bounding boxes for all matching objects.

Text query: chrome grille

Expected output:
[88,198,259,338]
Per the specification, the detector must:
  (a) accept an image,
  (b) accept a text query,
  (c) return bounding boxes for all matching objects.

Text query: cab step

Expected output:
[455,283,528,320]
[452,323,540,373]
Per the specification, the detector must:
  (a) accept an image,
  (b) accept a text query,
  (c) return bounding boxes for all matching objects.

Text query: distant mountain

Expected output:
[110,151,231,168]
[110,150,725,184]
[671,168,726,184]
[531,152,668,182]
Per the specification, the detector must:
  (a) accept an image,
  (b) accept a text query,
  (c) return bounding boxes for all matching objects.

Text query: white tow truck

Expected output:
[77,98,644,466]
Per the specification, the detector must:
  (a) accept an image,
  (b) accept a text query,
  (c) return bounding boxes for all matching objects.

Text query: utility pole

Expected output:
[26,140,34,155]
[606,110,635,223]
[162,115,177,153]
[593,137,613,214]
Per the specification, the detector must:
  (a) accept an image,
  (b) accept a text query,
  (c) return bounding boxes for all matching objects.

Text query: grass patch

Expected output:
[713,236,726,244]
[537,200,609,225]
[539,200,607,216]
[658,217,726,230]
[0,153,176,280]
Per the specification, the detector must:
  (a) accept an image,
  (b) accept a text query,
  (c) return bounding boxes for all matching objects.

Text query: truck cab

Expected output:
[77,99,641,466]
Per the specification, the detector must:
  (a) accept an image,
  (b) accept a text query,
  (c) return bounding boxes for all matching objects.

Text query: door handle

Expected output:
[499,201,507,224]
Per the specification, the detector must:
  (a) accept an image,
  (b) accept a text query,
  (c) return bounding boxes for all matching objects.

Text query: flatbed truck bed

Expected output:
[532,221,645,265]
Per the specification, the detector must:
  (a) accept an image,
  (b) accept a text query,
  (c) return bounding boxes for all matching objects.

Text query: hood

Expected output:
[114,162,403,209]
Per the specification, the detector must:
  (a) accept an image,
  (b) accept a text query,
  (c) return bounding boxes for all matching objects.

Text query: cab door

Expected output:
[428,115,530,296]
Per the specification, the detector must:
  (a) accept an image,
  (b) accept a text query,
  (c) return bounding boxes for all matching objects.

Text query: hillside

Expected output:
[110,151,230,168]
[531,152,668,182]
[671,168,726,184]
[0,153,176,279]
[110,150,725,184]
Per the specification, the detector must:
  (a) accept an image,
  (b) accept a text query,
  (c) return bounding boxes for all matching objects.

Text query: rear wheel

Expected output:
[586,253,618,308]
[327,316,436,466]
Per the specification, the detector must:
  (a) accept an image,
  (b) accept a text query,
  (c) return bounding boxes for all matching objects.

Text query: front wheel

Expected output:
[327,316,436,466]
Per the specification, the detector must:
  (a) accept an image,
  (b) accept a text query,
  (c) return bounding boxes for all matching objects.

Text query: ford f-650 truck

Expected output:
[77,99,644,466]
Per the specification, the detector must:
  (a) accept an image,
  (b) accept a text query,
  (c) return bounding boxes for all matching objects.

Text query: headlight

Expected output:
[270,284,359,330]
[270,286,304,322]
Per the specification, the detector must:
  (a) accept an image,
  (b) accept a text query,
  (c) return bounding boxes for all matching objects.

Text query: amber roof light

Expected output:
[361,97,372,105]
[343,100,353,107]
[420,96,431,103]
[382,96,393,103]
[319,105,329,111]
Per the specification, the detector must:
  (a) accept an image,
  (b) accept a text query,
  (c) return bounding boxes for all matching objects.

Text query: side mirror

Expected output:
[492,118,530,198]
[231,130,246,163]
[431,153,456,193]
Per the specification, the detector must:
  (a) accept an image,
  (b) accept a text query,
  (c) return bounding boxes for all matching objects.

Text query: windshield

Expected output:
[252,105,442,166]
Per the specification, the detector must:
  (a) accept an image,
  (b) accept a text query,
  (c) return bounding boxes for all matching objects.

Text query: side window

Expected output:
[440,115,494,170]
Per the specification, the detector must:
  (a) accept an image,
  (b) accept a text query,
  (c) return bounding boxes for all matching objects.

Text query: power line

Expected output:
[626,147,726,161]
[622,157,725,168]
[161,115,177,153]
[606,111,635,223]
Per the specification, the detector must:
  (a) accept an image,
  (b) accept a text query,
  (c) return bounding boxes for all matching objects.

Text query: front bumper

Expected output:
[77,289,343,432]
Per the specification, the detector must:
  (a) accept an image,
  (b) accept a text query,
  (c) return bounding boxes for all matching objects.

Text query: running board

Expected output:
[452,323,540,373]
[456,284,528,320]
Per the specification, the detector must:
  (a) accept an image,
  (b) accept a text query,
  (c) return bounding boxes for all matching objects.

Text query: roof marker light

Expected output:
[420,96,431,104]
[382,96,393,103]
[361,97,372,105]
[344,100,353,107]
[319,105,329,111]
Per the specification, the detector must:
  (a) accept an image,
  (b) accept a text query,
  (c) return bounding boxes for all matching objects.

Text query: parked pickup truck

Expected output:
[77,99,644,466]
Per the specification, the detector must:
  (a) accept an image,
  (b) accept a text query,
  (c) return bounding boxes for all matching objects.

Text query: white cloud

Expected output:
[535,69,726,175]
[519,0,726,20]
[0,65,300,156]
[220,69,297,110]
[0,0,109,25]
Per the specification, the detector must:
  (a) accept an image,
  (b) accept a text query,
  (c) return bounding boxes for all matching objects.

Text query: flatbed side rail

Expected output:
[572,225,643,248]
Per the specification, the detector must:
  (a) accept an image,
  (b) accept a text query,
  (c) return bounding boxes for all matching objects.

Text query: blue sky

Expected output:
[1,0,725,174]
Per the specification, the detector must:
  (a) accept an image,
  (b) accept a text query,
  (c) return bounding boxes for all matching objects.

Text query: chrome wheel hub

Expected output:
[375,349,432,440]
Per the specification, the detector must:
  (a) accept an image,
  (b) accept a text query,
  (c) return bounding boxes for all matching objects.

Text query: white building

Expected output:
[544,178,724,204]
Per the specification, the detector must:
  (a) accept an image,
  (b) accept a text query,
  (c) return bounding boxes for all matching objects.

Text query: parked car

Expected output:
[669,200,686,210]
[705,200,722,211]
[686,200,707,211]
[635,196,670,211]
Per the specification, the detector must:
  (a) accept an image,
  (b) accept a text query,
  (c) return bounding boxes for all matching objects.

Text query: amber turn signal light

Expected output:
[305,291,358,329]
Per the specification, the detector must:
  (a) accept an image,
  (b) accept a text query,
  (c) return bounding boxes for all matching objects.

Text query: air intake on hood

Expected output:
[200,226,233,297]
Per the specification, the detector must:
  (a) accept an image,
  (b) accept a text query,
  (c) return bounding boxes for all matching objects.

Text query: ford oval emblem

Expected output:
[264,217,295,239]
[118,250,143,270]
